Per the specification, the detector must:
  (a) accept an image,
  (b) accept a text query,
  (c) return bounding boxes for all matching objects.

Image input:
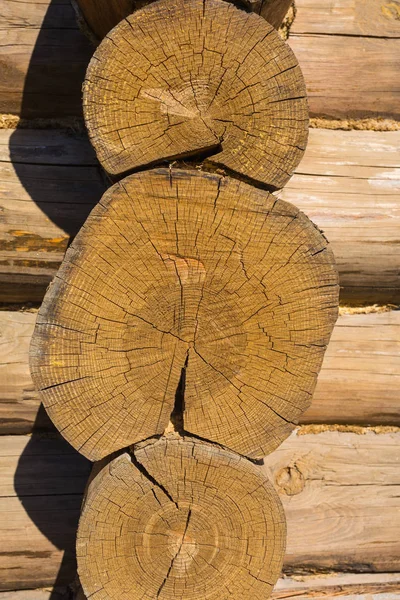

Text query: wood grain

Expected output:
[0,434,90,591]
[263,429,400,573]
[288,0,400,118]
[1,430,399,591]
[279,129,400,303]
[2,572,400,599]
[2,309,399,434]
[1,128,398,303]
[305,310,400,425]
[2,0,398,120]
[29,168,338,461]
[273,572,400,598]
[77,437,285,600]
[0,0,93,118]
[83,0,308,189]
[0,129,106,302]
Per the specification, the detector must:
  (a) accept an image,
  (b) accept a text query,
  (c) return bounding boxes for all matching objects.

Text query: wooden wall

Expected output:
[0,0,399,598]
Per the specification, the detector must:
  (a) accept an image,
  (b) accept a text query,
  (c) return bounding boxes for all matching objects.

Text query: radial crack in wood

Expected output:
[83,0,308,190]
[29,168,338,461]
[77,436,286,600]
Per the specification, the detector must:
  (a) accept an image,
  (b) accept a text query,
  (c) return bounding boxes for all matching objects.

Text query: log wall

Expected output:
[1,0,399,597]
[1,309,399,434]
[2,0,399,120]
[288,0,400,118]
[1,430,399,591]
[1,128,398,303]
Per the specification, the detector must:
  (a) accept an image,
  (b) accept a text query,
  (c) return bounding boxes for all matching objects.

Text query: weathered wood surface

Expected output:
[0,0,93,118]
[2,572,400,599]
[0,434,90,591]
[2,0,398,120]
[279,129,400,303]
[83,0,308,189]
[2,309,400,434]
[76,0,292,40]
[1,430,399,591]
[0,129,106,302]
[305,310,400,425]
[288,0,400,118]
[273,572,400,598]
[78,438,285,600]
[30,168,338,461]
[1,128,399,303]
[263,429,400,573]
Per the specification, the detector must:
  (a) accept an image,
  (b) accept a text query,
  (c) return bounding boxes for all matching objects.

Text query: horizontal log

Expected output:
[0,129,106,302]
[2,572,400,600]
[273,572,400,598]
[1,309,400,435]
[305,311,400,425]
[263,429,400,573]
[2,572,400,599]
[0,434,90,591]
[1,430,399,590]
[2,0,397,120]
[279,129,400,303]
[1,128,399,303]
[0,0,93,117]
[288,0,400,118]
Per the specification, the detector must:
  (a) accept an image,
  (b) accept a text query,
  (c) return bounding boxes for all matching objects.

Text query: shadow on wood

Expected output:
[5,0,103,303]
[12,406,90,596]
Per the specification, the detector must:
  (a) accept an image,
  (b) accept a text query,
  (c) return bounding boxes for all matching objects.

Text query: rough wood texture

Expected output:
[0,311,38,433]
[2,572,400,599]
[305,310,400,425]
[0,434,90,591]
[280,129,400,303]
[75,0,293,40]
[273,572,400,598]
[78,437,286,600]
[0,0,93,117]
[3,0,397,120]
[288,0,400,118]
[1,128,398,303]
[263,429,400,573]
[4,310,400,434]
[30,168,338,461]
[83,0,308,189]
[1,430,399,591]
[255,0,293,29]
[0,129,106,303]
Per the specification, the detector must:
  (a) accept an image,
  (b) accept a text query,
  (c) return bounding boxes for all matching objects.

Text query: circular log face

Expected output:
[83,0,308,189]
[77,437,286,600]
[30,169,338,461]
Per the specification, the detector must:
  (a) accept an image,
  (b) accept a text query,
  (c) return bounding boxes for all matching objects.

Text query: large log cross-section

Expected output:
[29,1,339,599]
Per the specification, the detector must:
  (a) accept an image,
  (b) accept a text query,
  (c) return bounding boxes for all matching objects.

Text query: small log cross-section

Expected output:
[83,0,308,189]
[30,168,338,461]
[77,436,286,600]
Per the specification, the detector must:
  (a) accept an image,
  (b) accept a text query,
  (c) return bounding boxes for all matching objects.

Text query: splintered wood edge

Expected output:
[29,168,339,461]
[77,436,286,600]
[83,0,308,189]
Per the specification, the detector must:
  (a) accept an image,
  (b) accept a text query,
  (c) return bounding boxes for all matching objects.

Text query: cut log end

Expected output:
[29,168,339,461]
[83,0,308,190]
[77,437,286,600]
